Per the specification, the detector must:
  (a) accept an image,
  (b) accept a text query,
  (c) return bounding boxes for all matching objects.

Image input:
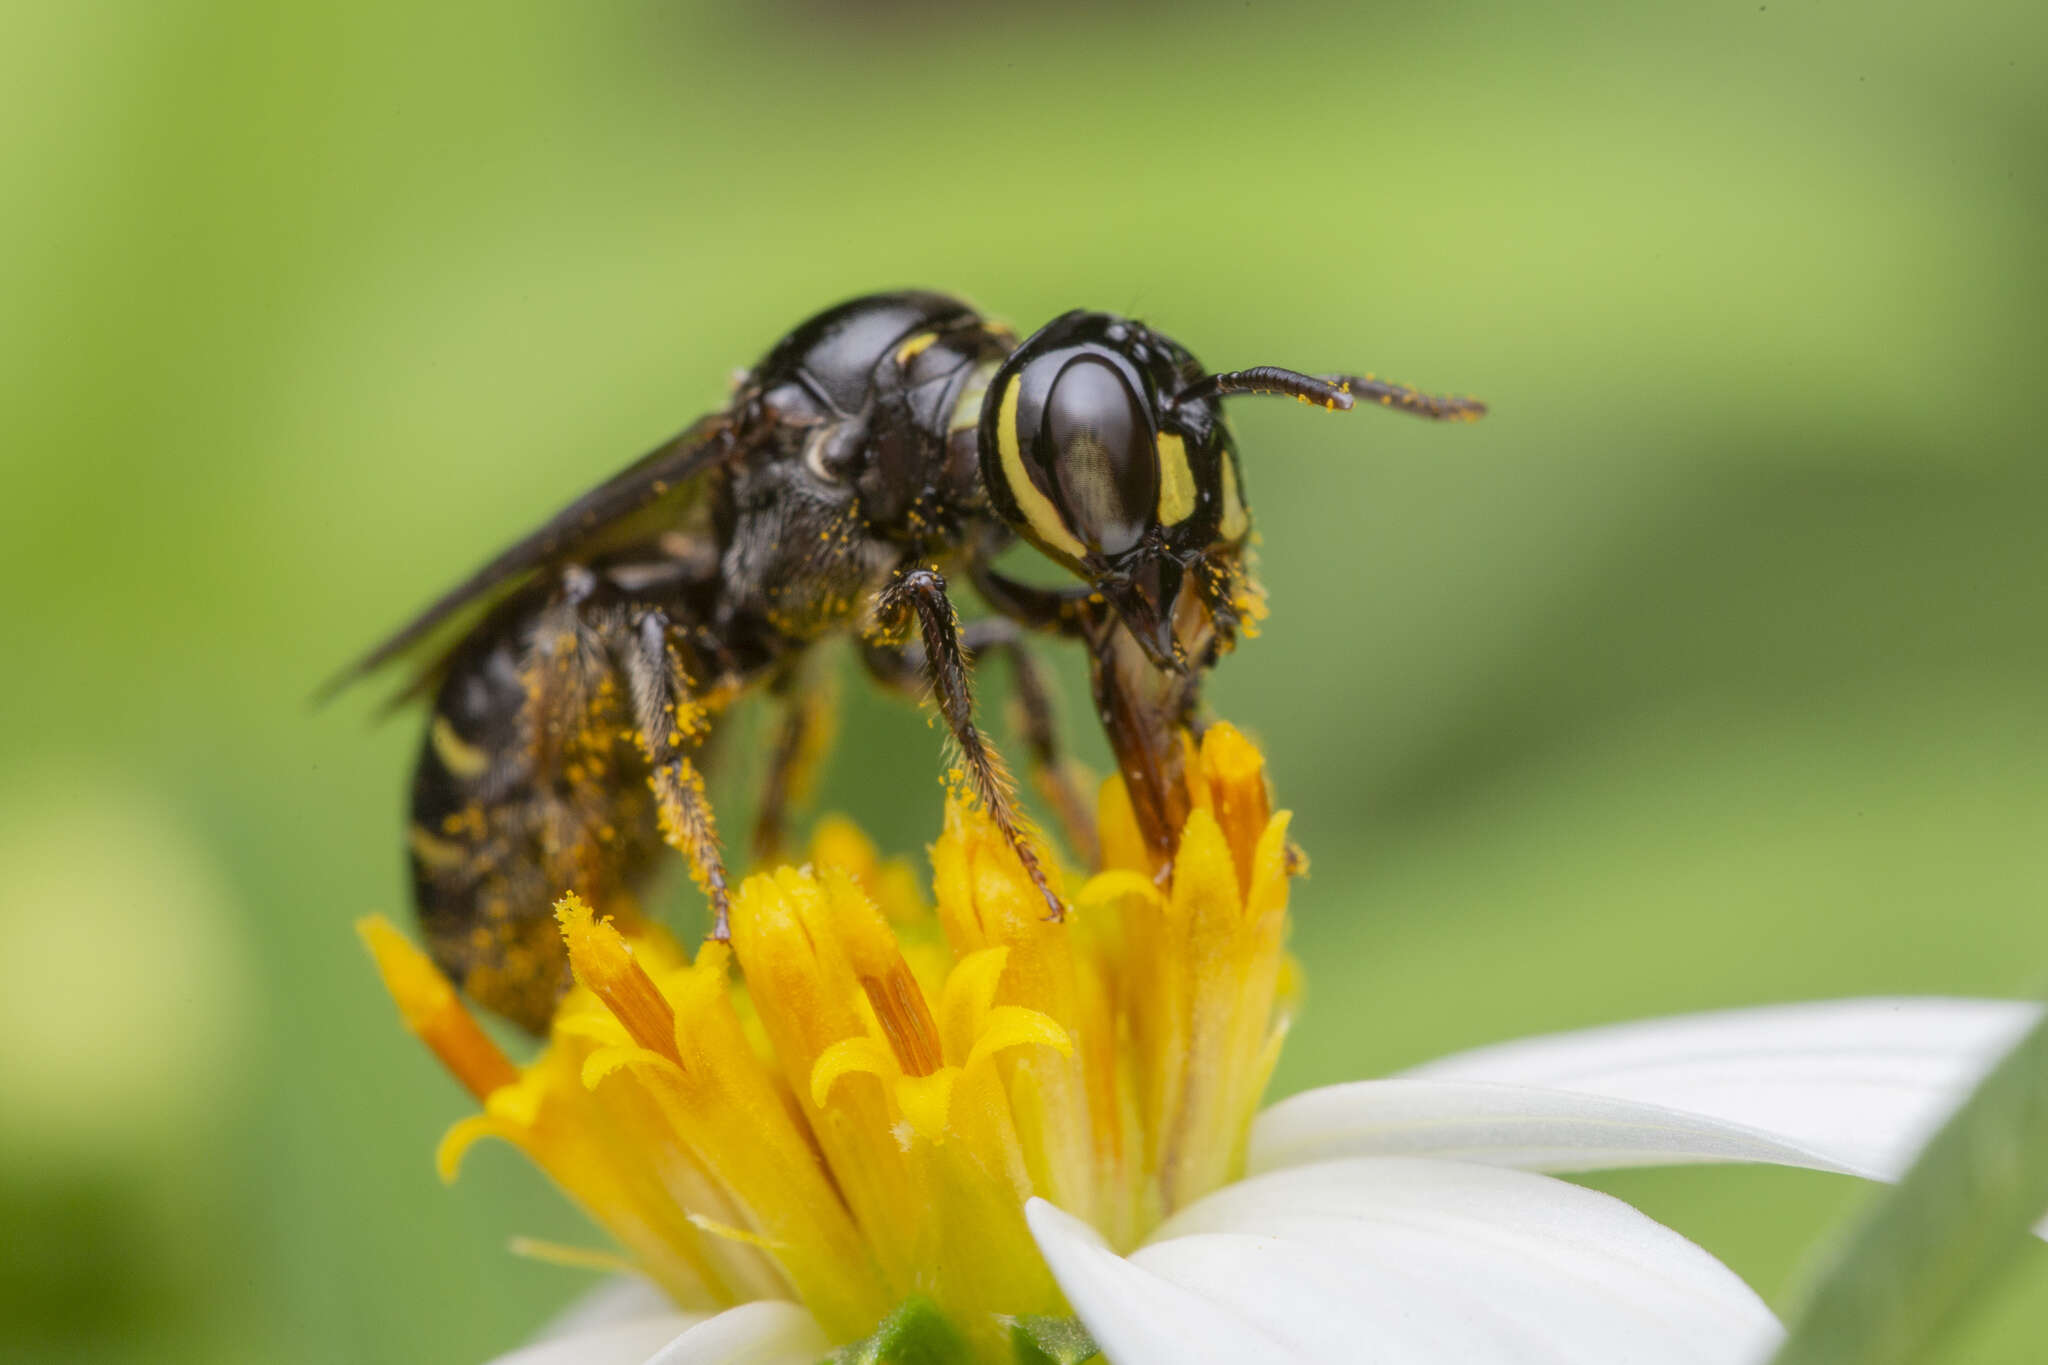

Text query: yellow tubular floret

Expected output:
[358,915,516,1101]
[555,895,681,1062]
[931,796,1104,1230]
[368,720,1299,1359]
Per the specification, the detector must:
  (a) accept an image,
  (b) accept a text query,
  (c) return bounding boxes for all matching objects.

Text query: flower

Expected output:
[367,727,2042,1364]
[368,722,1296,1361]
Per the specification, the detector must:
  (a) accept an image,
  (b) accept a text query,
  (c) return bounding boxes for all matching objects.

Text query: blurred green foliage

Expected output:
[2,1,2043,1361]
[1772,1004,2048,1365]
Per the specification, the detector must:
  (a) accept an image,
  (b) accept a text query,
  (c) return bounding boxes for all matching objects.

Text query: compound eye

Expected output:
[1042,356,1157,557]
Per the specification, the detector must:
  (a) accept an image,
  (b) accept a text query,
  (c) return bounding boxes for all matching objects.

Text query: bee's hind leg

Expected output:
[621,608,734,941]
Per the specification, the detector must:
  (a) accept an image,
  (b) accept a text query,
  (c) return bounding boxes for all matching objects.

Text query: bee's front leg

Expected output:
[969,563,1093,638]
[872,567,1066,921]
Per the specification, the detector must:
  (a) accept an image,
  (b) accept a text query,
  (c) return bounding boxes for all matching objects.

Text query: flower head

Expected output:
[370,725,2047,1365]
[367,722,1297,1355]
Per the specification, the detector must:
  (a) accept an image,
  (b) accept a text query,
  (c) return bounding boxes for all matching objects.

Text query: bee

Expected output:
[328,291,1485,1030]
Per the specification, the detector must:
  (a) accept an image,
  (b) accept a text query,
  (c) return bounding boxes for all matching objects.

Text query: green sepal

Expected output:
[1009,1313,1101,1364]
[828,1296,973,1365]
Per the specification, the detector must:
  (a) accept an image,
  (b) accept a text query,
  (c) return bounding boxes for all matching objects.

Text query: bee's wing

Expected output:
[319,411,739,705]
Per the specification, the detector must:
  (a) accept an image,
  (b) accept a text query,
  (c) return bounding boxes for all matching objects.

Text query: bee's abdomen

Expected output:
[406,627,659,1032]
[410,634,527,826]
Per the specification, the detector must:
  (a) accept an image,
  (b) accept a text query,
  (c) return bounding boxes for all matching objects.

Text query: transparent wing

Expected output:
[318,411,738,704]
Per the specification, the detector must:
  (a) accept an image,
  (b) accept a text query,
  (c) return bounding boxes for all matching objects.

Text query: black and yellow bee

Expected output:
[328,291,1485,1030]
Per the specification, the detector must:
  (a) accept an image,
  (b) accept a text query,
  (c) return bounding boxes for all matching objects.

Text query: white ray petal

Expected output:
[644,1301,831,1364]
[1251,1078,1870,1177]
[486,1313,704,1365]
[1028,1199,1293,1364]
[1030,1157,1779,1365]
[486,1300,828,1365]
[1401,997,2037,1176]
[532,1278,678,1342]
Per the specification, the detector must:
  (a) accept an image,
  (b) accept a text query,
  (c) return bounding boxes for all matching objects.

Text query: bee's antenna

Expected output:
[1178,366,1488,422]
[1321,373,1488,422]
[1176,367,1354,411]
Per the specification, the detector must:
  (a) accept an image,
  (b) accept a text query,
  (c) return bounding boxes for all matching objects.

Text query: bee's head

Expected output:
[979,310,1487,670]
[974,310,1279,671]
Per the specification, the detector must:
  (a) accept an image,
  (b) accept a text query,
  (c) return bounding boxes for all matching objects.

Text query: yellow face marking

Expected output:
[1217,455,1249,542]
[893,331,939,367]
[1155,431,1197,525]
[996,375,1087,560]
[430,714,492,780]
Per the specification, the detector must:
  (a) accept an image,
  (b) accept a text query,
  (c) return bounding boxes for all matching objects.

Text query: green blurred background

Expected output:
[4,1,2043,1360]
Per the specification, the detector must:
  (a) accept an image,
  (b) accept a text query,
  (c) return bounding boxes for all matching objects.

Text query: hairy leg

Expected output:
[751,660,839,867]
[621,608,734,939]
[872,568,1065,920]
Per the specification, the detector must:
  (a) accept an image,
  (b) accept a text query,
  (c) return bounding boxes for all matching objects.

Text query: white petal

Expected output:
[644,1301,831,1364]
[1028,1199,1290,1363]
[488,1297,825,1365]
[1251,1078,1870,1177]
[533,1278,679,1341]
[1030,1158,1779,1365]
[486,1314,705,1365]
[1401,997,2037,1178]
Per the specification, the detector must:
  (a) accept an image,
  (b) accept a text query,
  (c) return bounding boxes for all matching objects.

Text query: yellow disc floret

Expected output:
[363,721,1300,1356]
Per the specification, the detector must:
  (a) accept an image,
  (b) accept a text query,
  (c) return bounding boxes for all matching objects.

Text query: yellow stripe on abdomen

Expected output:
[430,714,493,781]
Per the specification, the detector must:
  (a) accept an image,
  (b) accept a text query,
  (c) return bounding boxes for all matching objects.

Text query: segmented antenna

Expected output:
[1175,366,1355,411]
[1176,366,1488,422]
[1320,373,1488,422]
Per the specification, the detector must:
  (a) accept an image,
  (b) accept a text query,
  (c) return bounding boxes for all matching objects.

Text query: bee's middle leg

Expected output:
[751,659,839,868]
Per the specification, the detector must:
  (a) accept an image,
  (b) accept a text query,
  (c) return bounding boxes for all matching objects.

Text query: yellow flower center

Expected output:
[364,722,1299,1354]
